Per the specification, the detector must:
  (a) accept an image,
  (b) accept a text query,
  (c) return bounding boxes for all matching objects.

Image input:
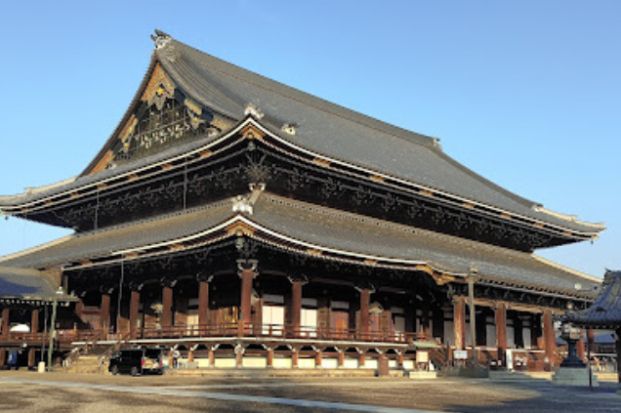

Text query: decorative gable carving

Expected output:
[102,64,222,170]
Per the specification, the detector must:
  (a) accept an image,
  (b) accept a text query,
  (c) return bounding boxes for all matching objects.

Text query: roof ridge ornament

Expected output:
[244,103,264,120]
[151,29,172,50]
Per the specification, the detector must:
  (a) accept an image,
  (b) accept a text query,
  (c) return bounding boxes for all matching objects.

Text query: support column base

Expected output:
[552,367,599,387]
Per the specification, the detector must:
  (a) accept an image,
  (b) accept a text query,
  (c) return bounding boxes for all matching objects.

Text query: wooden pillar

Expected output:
[453,296,466,350]
[161,284,174,329]
[0,349,6,368]
[337,350,345,368]
[238,259,258,335]
[314,349,323,368]
[28,348,36,369]
[1,307,10,338]
[496,302,507,366]
[291,348,299,368]
[100,293,111,335]
[266,347,274,368]
[187,348,194,363]
[358,288,371,339]
[129,289,141,339]
[317,296,330,338]
[289,277,304,337]
[208,347,215,367]
[381,307,393,339]
[358,351,365,367]
[197,275,212,330]
[253,297,263,336]
[31,308,39,334]
[543,309,556,368]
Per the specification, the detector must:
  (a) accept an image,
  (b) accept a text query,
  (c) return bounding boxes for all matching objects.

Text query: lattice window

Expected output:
[110,92,213,166]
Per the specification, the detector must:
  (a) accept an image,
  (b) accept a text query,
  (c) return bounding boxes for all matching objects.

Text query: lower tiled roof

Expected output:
[0,193,600,299]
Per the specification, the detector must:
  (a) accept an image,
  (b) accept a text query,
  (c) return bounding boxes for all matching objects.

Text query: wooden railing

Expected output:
[3,323,427,345]
[136,322,421,344]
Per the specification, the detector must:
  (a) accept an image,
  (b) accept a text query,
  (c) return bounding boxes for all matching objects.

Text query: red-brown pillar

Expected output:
[100,293,111,336]
[337,350,345,368]
[266,347,274,368]
[0,349,6,368]
[317,297,331,338]
[161,283,174,329]
[197,276,212,330]
[129,289,140,339]
[453,296,466,350]
[289,277,305,337]
[358,288,371,339]
[208,347,215,367]
[291,348,299,368]
[543,309,557,368]
[315,349,323,368]
[381,307,393,339]
[253,297,263,336]
[496,302,507,366]
[28,348,36,368]
[31,308,39,334]
[238,259,258,336]
[1,307,10,339]
[358,351,366,367]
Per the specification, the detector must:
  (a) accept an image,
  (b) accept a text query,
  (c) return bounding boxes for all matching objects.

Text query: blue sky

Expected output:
[0,1,619,277]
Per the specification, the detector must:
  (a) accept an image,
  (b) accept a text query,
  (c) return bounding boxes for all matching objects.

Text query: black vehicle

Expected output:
[108,348,164,376]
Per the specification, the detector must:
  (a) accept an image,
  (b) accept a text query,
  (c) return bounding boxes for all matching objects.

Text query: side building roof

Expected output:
[0,192,600,300]
[564,270,621,329]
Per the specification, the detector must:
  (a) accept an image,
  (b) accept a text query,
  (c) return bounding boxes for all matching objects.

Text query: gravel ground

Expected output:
[0,371,619,413]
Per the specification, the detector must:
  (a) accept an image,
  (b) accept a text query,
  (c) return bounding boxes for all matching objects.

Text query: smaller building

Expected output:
[564,270,621,388]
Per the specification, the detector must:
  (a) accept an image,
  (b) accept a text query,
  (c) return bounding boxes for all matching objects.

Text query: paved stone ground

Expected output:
[0,371,619,413]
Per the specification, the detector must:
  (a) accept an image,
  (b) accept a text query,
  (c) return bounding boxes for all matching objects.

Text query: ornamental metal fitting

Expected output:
[236,258,258,274]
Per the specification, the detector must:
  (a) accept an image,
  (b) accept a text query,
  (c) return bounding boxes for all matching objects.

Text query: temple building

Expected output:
[0,31,605,372]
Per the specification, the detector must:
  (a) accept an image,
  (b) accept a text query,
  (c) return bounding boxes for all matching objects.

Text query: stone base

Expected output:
[552,367,599,387]
[408,370,438,380]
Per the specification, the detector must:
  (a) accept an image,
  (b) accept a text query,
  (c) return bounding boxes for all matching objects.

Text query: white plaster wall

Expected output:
[343,358,358,369]
[322,358,338,369]
[214,358,236,368]
[298,358,315,369]
[403,360,414,370]
[242,357,267,368]
[364,359,378,369]
[273,358,293,369]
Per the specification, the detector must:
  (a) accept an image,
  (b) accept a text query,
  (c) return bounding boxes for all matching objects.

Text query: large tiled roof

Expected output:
[0,192,600,299]
[564,270,621,328]
[152,36,601,234]
[0,33,603,237]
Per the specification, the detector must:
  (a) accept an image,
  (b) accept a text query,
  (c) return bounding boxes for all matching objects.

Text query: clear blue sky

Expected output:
[0,1,619,277]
